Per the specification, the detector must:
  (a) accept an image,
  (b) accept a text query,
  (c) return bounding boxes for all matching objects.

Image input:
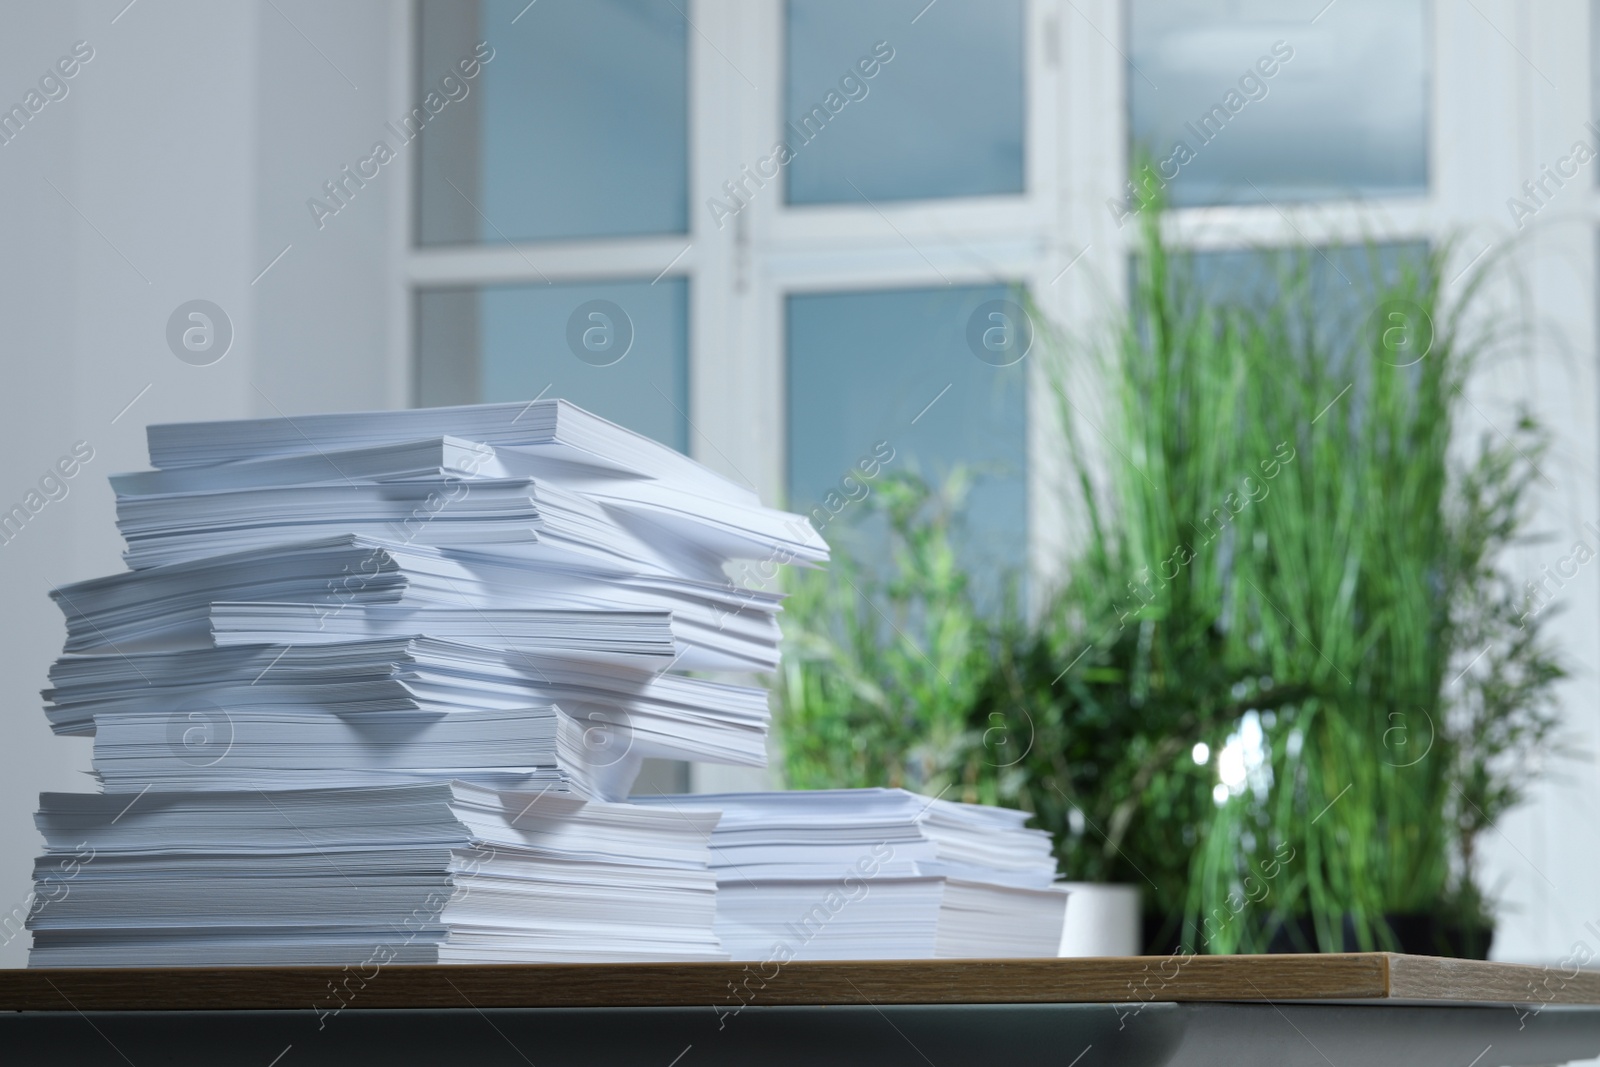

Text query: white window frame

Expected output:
[387,2,1600,948]
[390,0,1070,573]
[386,0,1595,585]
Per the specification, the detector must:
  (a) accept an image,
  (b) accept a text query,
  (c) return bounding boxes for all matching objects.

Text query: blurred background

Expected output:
[1,0,1598,971]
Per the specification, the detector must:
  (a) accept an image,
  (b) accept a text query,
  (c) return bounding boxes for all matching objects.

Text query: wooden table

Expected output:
[4,954,1600,1066]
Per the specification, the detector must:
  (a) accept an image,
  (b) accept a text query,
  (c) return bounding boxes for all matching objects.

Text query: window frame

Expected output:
[394,0,1064,550]
[386,0,1600,959]
[390,0,1579,617]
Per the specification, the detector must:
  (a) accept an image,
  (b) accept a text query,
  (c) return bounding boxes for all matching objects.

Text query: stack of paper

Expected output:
[636,789,1068,960]
[28,400,824,966]
[29,784,723,966]
[47,402,824,791]
[54,535,784,671]
[47,636,773,782]
[131,419,826,570]
[28,399,1074,966]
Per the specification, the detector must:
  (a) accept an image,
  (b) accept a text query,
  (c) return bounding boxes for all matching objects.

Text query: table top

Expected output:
[3,953,1597,1013]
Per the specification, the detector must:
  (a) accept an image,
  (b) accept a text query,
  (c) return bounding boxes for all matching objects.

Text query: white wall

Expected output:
[253,0,407,412]
[1438,0,1600,967]
[0,0,396,969]
[0,0,103,973]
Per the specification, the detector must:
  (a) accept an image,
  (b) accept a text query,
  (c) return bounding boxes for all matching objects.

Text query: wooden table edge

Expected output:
[2,954,1597,1013]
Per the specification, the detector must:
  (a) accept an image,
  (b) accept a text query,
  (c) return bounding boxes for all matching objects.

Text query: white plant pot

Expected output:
[1057,883,1142,957]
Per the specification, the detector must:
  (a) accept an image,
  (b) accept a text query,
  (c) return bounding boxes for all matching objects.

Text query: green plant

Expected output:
[776,186,1566,956]
[777,471,996,797]
[1041,196,1565,952]
[778,467,1219,928]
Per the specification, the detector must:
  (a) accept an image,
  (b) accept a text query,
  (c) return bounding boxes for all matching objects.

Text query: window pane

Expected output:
[1162,241,1430,379]
[417,0,688,244]
[786,285,1028,588]
[1593,0,1600,185]
[783,0,1025,205]
[416,278,689,453]
[1126,0,1428,207]
[1185,242,1428,338]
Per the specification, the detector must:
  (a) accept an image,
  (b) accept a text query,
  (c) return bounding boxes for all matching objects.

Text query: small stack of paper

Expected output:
[29,400,825,966]
[636,789,1068,960]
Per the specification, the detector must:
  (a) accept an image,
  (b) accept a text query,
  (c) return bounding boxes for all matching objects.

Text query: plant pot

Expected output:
[1141,912,1191,956]
[1261,913,1494,959]
[1057,883,1141,957]
[1139,911,1493,958]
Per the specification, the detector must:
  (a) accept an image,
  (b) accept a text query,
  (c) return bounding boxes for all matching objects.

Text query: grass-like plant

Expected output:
[777,472,996,798]
[776,191,1565,954]
[1040,200,1564,951]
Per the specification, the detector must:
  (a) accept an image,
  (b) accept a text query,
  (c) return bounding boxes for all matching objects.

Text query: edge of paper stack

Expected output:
[29,399,1069,966]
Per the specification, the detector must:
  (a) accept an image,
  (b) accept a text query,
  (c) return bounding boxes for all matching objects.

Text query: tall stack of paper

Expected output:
[29,400,825,966]
[635,789,1068,960]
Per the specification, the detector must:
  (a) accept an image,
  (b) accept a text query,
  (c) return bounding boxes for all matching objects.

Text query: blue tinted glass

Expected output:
[1126,0,1428,208]
[787,285,1028,589]
[417,0,688,244]
[1187,243,1428,308]
[416,279,689,453]
[783,0,1025,204]
[1593,0,1600,184]
[1170,242,1430,381]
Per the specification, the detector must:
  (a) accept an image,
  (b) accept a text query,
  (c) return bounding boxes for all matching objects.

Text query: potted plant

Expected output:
[776,197,1566,959]
[1033,200,1566,955]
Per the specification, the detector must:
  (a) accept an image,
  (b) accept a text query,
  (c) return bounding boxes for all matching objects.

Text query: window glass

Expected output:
[1593,0,1600,185]
[417,0,689,244]
[1184,242,1429,349]
[782,0,1025,205]
[1152,241,1432,388]
[1126,0,1428,208]
[416,278,690,453]
[786,284,1028,590]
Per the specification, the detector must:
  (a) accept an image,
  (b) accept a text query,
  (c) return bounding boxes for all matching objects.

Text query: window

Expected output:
[1127,0,1430,206]
[786,285,1028,580]
[406,0,1042,604]
[783,0,1026,204]
[416,0,689,244]
[402,0,1437,618]
[410,0,694,464]
[1181,241,1432,378]
[385,0,1600,958]
[1593,0,1600,186]
[416,279,690,450]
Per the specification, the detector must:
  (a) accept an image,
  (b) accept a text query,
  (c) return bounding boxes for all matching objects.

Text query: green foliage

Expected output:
[777,472,995,797]
[775,186,1566,955]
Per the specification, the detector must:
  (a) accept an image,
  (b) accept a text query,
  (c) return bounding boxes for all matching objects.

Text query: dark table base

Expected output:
[4,1001,1600,1067]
